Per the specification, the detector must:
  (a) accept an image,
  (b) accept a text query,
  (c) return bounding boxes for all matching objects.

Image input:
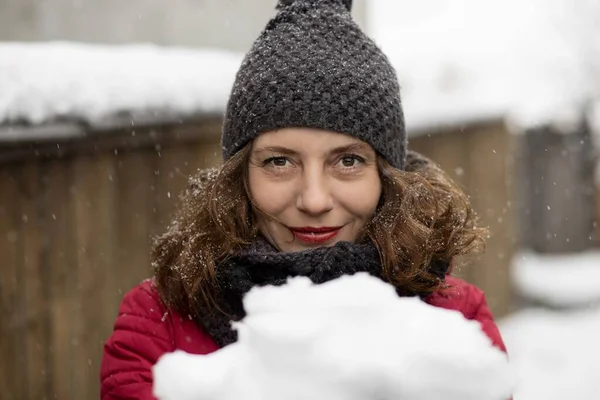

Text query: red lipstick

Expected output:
[290,226,342,245]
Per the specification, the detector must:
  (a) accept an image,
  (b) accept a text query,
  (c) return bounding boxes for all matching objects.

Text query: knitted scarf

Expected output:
[198,237,449,347]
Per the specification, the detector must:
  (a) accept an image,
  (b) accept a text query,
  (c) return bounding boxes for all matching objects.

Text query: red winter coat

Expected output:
[100,275,507,400]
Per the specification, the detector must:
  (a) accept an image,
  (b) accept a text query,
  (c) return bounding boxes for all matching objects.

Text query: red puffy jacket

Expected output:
[100,275,507,400]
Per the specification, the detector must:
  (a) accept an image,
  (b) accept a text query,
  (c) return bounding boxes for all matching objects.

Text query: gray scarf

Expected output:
[197,237,449,347]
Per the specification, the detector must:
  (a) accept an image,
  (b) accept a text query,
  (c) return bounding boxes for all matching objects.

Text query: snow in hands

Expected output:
[153,273,514,400]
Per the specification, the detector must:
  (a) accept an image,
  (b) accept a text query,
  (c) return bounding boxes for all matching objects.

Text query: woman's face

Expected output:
[248,128,382,253]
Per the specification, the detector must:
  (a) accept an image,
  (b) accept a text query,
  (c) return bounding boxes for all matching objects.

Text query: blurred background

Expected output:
[0,0,599,399]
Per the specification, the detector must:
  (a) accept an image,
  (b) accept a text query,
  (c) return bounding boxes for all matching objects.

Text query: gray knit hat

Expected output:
[221,0,406,169]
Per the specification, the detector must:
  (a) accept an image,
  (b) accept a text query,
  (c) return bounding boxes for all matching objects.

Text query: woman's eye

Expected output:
[340,155,363,167]
[265,157,289,167]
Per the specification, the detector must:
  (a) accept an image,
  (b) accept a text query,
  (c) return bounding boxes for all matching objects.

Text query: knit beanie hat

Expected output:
[221,0,406,169]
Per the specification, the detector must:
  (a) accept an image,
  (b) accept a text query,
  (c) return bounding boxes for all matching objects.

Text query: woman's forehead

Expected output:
[252,128,373,152]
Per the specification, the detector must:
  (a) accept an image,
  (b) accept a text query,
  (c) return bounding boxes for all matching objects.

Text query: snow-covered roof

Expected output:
[368,0,599,133]
[0,42,243,127]
[2,0,599,137]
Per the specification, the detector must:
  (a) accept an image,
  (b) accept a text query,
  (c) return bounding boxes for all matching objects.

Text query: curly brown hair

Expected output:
[153,145,487,316]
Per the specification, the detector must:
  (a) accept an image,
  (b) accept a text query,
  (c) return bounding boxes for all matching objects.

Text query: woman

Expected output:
[100,1,507,399]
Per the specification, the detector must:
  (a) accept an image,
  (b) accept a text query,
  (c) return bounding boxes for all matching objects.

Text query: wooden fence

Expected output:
[410,120,518,317]
[0,117,518,399]
[516,121,598,253]
[0,117,222,400]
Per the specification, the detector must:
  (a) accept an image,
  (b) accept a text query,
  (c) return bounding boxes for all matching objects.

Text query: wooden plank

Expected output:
[95,154,121,387]
[0,164,26,400]
[408,129,472,281]
[71,153,118,400]
[409,128,470,188]
[412,122,516,317]
[150,124,221,237]
[112,137,222,323]
[21,161,53,400]
[45,158,76,400]
[150,145,189,240]
[150,138,222,239]
[192,138,222,171]
[521,124,596,253]
[115,150,154,293]
[69,155,93,400]
[465,125,516,317]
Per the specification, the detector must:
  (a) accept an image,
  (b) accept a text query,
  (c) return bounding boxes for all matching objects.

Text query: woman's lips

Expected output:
[290,227,342,245]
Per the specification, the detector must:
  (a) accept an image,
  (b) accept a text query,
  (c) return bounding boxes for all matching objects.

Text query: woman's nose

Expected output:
[295,169,334,216]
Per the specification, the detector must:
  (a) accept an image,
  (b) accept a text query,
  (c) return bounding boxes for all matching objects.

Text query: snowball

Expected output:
[153,273,514,400]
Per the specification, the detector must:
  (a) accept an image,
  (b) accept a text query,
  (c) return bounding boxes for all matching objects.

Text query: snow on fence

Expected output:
[0,42,242,126]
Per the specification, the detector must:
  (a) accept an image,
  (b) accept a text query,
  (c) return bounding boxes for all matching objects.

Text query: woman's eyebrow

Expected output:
[329,142,371,154]
[252,142,370,156]
[252,146,298,155]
